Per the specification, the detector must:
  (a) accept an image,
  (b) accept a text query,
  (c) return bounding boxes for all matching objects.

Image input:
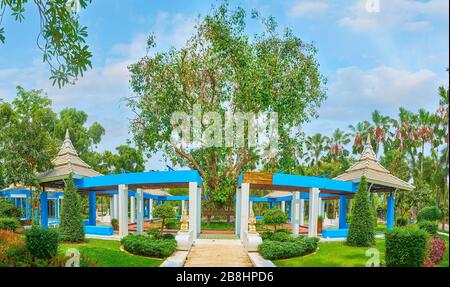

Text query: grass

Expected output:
[59,239,163,267]
[202,221,235,231]
[274,239,385,267]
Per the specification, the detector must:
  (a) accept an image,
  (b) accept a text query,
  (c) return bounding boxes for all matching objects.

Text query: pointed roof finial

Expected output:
[361,134,377,161]
[365,133,371,146]
[65,129,70,141]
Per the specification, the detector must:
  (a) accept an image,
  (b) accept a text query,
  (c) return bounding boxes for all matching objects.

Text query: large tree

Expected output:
[0,0,92,87]
[128,3,327,209]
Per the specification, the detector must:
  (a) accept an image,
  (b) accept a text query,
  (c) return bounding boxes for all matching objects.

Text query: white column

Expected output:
[235,188,241,236]
[321,200,326,218]
[118,184,129,237]
[113,194,119,220]
[239,183,250,239]
[130,195,136,224]
[197,187,202,235]
[292,192,300,236]
[281,201,286,213]
[188,182,198,238]
[318,197,322,217]
[299,199,305,226]
[308,188,320,237]
[249,201,253,212]
[149,198,153,220]
[109,197,114,218]
[181,200,186,215]
[136,189,144,233]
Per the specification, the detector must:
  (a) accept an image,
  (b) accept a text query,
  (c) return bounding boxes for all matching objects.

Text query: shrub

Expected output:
[0,230,31,267]
[162,233,175,240]
[147,228,163,239]
[270,232,293,242]
[385,227,429,267]
[346,177,375,247]
[261,231,274,240]
[121,234,177,258]
[418,220,438,235]
[152,204,176,234]
[396,216,409,227]
[25,226,59,260]
[0,199,20,218]
[423,237,446,267]
[59,174,85,242]
[417,206,442,222]
[258,236,319,260]
[165,221,177,229]
[262,208,288,231]
[0,217,20,231]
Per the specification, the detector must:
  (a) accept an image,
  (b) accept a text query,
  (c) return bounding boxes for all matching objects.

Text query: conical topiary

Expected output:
[59,174,85,242]
[346,176,375,246]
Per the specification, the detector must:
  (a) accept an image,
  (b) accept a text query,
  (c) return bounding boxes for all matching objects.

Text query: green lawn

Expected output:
[59,239,163,267]
[274,239,386,267]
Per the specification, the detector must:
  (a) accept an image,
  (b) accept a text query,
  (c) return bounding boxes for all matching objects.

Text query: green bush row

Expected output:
[121,234,177,258]
[0,217,20,231]
[258,236,319,260]
[417,220,438,235]
[385,227,429,267]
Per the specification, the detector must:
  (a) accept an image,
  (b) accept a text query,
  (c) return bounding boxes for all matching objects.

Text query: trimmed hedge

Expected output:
[121,234,177,258]
[346,177,375,247]
[418,220,438,235]
[59,174,85,242]
[417,206,442,222]
[258,236,319,260]
[385,227,429,267]
[0,217,20,231]
[25,226,60,260]
[396,216,409,227]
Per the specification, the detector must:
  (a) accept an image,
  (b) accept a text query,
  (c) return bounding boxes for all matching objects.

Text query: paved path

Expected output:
[184,239,253,267]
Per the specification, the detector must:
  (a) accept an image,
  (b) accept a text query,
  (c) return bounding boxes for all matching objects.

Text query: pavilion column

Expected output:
[281,201,286,213]
[321,201,326,218]
[181,200,186,215]
[130,195,136,224]
[318,197,323,217]
[339,195,348,229]
[109,197,114,219]
[113,194,119,220]
[188,182,199,238]
[308,188,320,237]
[291,192,300,236]
[239,183,250,239]
[197,187,202,235]
[40,191,48,229]
[118,184,128,237]
[235,188,242,236]
[26,196,32,220]
[387,193,395,230]
[88,191,96,226]
[299,199,305,226]
[149,198,153,220]
[136,189,144,233]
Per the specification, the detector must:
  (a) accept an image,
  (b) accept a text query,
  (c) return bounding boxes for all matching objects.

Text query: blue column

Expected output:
[25,197,32,220]
[269,202,273,209]
[339,195,347,229]
[89,191,96,226]
[387,194,395,230]
[55,198,59,219]
[40,192,48,229]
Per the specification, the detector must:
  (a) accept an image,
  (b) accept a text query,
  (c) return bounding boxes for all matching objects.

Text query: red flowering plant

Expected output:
[423,237,446,267]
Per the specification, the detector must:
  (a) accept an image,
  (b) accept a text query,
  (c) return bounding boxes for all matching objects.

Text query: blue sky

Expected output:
[0,0,448,170]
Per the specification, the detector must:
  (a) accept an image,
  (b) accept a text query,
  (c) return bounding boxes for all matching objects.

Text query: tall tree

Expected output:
[0,0,93,87]
[304,133,329,174]
[128,3,327,208]
[348,121,372,155]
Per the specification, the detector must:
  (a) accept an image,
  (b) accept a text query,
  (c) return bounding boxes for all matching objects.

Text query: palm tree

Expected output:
[371,110,391,155]
[348,121,372,155]
[328,128,350,162]
[304,133,329,174]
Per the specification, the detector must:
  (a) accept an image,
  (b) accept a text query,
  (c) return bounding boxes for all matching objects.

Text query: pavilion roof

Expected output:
[37,130,102,185]
[334,136,414,192]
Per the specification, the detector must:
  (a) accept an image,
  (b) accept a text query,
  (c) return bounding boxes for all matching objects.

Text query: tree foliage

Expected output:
[0,0,93,87]
[152,203,176,235]
[346,177,375,247]
[58,174,85,242]
[262,208,288,231]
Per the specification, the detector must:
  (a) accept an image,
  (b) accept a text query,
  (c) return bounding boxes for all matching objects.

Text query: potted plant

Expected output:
[111,218,119,231]
[317,216,323,234]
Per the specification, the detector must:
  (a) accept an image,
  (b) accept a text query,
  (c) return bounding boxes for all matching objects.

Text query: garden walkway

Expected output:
[184,239,253,267]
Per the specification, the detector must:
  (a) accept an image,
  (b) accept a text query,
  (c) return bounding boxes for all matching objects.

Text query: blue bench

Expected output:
[84,225,114,236]
[322,229,348,238]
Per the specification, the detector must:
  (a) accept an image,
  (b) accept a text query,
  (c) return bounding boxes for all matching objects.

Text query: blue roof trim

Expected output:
[273,173,357,193]
[75,170,202,189]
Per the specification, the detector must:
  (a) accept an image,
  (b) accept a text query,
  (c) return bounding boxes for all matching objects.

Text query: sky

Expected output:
[0,0,448,170]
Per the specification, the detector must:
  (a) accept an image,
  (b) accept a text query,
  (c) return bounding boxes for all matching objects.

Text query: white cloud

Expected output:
[339,0,449,32]
[316,65,445,122]
[288,1,329,17]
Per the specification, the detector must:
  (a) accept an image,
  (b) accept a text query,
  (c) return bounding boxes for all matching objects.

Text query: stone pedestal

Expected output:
[175,230,194,251]
[242,231,263,252]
